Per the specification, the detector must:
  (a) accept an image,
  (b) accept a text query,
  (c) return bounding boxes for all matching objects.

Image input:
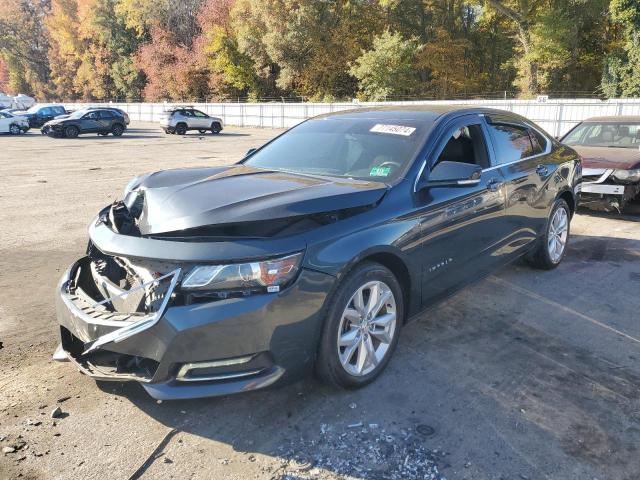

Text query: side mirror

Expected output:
[420,161,482,189]
[245,148,257,157]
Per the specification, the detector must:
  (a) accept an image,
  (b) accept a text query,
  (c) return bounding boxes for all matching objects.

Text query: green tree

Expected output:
[350,30,420,100]
[608,0,640,96]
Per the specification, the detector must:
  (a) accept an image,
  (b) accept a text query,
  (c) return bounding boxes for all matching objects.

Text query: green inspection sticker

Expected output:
[370,166,391,177]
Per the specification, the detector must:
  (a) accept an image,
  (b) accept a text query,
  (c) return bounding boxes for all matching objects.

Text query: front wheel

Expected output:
[526,198,570,270]
[9,124,21,135]
[211,122,222,134]
[65,126,79,138]
[316,262,403,389]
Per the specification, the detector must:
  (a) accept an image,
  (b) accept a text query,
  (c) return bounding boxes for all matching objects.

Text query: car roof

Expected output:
[313,105,522,123]
[581,116,640,123]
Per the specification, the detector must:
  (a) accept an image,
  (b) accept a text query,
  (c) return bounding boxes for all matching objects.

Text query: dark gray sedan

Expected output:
[54,106,581,400]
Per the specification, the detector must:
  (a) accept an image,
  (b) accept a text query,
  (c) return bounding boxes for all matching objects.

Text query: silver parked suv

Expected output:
[159,107,223,135]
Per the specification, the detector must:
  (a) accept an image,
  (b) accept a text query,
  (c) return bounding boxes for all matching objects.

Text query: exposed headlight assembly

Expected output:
[612,168,640,183]
[181,253,303,293]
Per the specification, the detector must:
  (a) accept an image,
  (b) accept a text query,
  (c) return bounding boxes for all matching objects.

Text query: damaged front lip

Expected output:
[58,260,181,354]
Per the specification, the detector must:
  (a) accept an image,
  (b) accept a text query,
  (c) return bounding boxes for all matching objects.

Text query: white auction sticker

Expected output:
[370,124,416,136]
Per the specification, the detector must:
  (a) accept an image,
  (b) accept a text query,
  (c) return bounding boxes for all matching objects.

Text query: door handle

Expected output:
[536,164,549,176]
[487,179,504,192]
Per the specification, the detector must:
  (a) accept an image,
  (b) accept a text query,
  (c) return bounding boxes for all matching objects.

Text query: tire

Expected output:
[526,198,571,270]
[9,124,21,135]
[198,129,207,134]
[65,126,79,138]
[211,122,222,134]
[316,261,403,389]
[111,124,124,137]
[175,123,187,135]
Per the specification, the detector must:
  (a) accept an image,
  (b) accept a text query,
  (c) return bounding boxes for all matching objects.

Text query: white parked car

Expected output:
[159,107,223,135]
[0,110,29,134]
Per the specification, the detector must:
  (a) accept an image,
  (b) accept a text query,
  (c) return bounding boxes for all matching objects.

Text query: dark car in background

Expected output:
[13,104,67,128]
[55,106,130,126]
[562,116,640,212]
[53,106,580,400]
[42,108,127,138]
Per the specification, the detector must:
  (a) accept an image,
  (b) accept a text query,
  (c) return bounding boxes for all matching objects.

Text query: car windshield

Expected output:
[69,110,88,119]
[243,117,431,182]
[563,122,640,149]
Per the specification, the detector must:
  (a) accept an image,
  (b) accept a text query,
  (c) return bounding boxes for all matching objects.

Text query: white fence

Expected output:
[63,98,640,137]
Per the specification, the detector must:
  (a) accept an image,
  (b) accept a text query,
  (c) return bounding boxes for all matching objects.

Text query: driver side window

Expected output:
[435,124,489,169]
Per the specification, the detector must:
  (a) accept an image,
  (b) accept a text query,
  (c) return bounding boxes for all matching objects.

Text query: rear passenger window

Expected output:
[529,129,547,155]
[99,111,114,119]
[487,123,535,164]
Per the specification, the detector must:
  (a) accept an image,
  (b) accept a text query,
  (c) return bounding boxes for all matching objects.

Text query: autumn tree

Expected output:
[417,27,482,97]
[0,0,51,97]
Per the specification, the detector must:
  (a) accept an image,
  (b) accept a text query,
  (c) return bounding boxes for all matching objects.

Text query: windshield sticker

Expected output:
[370,166,391,177]
[370,124,416,136]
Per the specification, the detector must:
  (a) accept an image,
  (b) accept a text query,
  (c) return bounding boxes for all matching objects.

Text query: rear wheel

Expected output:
[65,125,79,138]
[316,262,403,389]
[111,124,124,137]
[211,122,222,134]
[526,198,570,270]
[9,124,21,135]
[175,123,187,135]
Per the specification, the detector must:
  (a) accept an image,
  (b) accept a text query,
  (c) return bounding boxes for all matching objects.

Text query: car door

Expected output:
[192,109,210,128]
[483,115,554,256]
[96,110,114,131]
[0,112,9,132]
[35,107,52,127]
[416,115,509,304]
[81,111,100,132]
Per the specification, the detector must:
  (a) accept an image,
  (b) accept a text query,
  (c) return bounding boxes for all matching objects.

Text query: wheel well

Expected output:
[559,190,575,217]
[362,252,411,323]
[113,122,124,129]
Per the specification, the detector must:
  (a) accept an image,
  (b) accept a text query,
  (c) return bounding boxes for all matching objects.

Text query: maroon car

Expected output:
[562,116,640,212]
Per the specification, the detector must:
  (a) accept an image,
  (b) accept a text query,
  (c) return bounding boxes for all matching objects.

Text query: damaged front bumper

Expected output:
[580,168,640,212]
[55,244,334,400]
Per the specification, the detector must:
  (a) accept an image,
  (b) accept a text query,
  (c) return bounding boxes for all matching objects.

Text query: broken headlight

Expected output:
[181,253,303,293]
[612,168,640,183]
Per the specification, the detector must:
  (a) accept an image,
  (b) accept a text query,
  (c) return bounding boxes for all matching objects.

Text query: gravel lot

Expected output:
[1,123,640,480]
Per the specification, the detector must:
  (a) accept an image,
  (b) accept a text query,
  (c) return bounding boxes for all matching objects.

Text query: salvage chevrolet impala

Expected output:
[54,106,581,400]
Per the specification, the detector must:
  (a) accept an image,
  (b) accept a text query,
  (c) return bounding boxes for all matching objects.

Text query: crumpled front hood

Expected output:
[45,118,66,126]
[572,146,640,170]
[127,165,388,235]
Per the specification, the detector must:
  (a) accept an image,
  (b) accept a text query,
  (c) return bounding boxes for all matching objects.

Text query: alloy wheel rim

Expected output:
[337,280,397,377]
[548,207,568,263]
[10,125,19,134]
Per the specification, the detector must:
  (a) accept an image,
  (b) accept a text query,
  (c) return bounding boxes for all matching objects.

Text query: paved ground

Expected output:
[1,124,640,480]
